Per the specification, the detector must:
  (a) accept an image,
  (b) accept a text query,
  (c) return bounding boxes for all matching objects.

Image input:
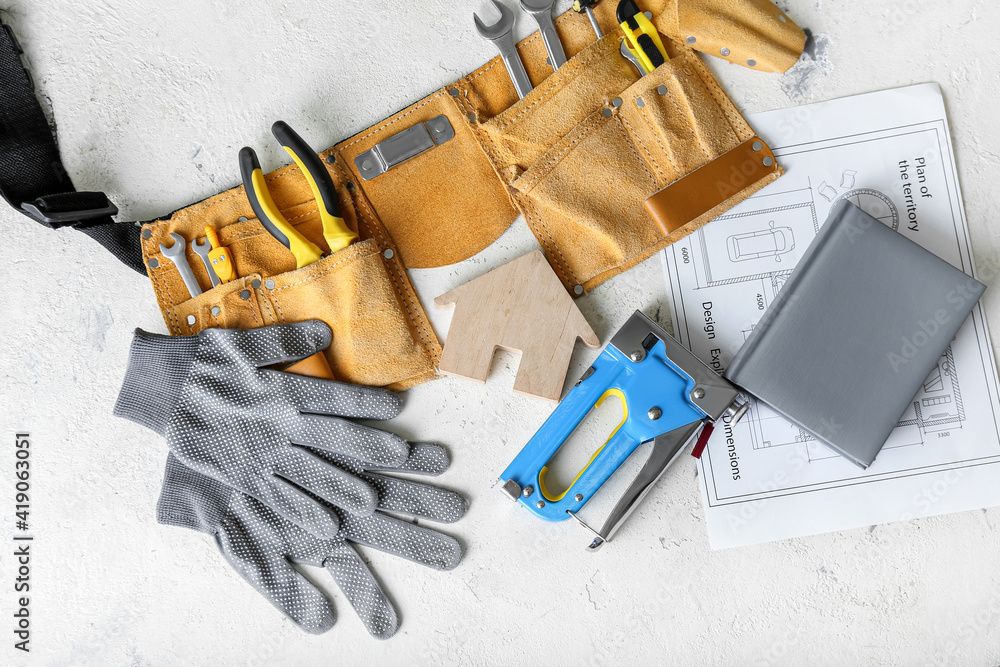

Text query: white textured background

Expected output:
[1,0,1000,664]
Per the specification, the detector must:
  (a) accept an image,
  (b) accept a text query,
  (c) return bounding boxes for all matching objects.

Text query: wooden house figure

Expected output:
[434,250,600,402]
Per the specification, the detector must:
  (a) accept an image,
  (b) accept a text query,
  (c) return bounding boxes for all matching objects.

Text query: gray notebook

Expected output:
[726,200,986,468]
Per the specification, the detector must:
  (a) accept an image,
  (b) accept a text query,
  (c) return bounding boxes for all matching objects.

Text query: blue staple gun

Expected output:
[499,311,749,549]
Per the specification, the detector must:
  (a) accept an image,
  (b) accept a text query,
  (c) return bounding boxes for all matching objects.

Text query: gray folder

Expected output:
[726,200,986,468]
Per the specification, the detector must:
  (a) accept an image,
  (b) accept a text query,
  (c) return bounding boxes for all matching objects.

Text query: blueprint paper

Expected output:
[661,84,1000,549]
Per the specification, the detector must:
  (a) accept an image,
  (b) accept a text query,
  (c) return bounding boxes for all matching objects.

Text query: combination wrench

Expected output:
[160,233,203,298]
[520,0,567,70]
[191,236,221,287]
[474,0,533,99]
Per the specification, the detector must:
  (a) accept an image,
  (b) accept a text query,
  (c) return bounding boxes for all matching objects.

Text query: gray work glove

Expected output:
[115,321,425,539]
[158,444,465,638]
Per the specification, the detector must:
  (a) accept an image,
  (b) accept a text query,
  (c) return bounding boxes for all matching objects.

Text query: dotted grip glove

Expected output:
[157,447,464,637]
[114,321,445,539]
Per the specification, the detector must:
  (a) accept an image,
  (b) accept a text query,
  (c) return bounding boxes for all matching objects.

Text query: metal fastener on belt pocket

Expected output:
[354,115,455,180]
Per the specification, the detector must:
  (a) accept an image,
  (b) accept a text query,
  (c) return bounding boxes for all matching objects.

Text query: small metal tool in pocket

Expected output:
[474,0,534,99]
[160,233,203,299]
[520,0,567,70]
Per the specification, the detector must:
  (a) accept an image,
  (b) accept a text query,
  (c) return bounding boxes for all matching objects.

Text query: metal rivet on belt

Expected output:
[211,306,221,317]
[147,258,159,269]
[753,140,763,151]
[720,47,731,57]
[265,279,275,290]
[747,59,757,67]
[240,289,251,300]
[657,84,667,95]
[612,97,623,108]
[187,314,196,325]
[238,216,248,222]
[346,182,355,190]
[602,108,612,118]
[763,156,774,167]
[449,87,460,97]
[251,278,261,289]
[643,11,652,19]
[686,36,696,44]
[384,249,395,259]
[573,285,584,295]
[468,113,476,123]
[636,97,645,108]
[141,228,152,239]
[325,154,336,165]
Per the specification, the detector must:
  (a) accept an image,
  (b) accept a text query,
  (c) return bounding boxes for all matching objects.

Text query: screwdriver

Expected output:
[574,0,603,38]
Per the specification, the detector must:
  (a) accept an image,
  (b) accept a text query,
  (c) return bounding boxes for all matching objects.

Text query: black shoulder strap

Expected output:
[0,20,146,274]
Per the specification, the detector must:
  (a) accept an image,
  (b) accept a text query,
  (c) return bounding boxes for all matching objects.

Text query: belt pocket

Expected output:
[478,35,640,177]
[162,240,436,391]
[508,53,746,290]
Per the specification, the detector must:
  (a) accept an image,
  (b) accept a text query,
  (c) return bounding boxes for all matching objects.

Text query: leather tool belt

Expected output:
[1,0,805,391]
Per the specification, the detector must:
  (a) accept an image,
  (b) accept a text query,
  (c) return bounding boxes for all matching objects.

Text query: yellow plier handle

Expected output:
[239,122,358,269]
[239,146,324,269]
[270,121,357,255]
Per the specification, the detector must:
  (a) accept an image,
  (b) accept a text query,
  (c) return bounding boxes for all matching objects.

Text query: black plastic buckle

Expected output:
[21,197,119,227]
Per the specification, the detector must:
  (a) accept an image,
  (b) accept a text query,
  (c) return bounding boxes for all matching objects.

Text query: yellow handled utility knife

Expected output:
[617,0,668,76]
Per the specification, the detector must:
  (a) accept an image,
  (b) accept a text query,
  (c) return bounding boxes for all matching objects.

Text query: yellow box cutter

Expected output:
[239,121,357,268]
[617,0,668,75]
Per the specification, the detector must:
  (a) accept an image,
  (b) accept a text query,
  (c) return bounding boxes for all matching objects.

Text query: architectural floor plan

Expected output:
[662,85,1000,548]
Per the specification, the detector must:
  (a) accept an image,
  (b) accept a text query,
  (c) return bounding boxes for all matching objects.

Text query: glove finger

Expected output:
[292,413,409,468]
[369,442,451,476]
[319,442,452,477]
[265,371,401,419]
[256,475,341,539]
[224,321,331,367]
[361,472,468,524]
[324,542,399,640]
[340,511,463,571]
[218,526,336,635]
[273,447,378,516]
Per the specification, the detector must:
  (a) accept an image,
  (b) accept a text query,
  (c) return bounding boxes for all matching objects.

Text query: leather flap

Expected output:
[644,137,779,235]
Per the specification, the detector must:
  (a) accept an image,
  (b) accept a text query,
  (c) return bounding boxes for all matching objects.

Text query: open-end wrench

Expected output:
[160,233,203,298]
[191,236,221,287]
[474,0,533,99]
[520,0,567,70]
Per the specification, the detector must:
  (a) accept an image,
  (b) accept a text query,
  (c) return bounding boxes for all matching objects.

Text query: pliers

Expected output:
[239,121,358,269]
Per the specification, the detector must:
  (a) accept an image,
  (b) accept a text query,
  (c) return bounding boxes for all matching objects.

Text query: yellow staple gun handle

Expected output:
[537,388,629,502]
